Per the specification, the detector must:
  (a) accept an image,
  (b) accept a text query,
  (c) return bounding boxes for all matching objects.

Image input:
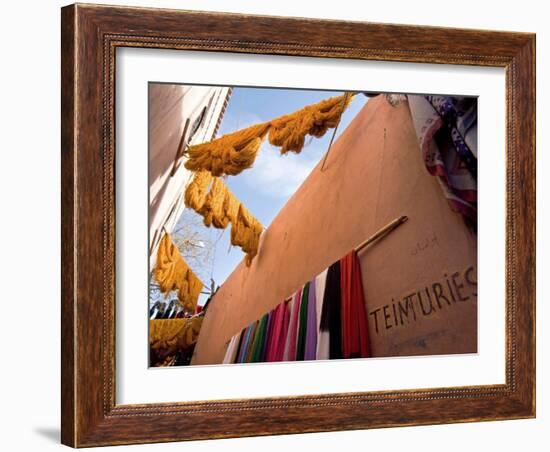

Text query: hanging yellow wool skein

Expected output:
[230,203,263,266]
[184,92,356,177]
[154,233,203,312]
[184,173,263,265]
[149,317,204,365]
[219,187,240,229]
[185,173,241,229]
[197,177,226,228]
[268,92,355,154]
[184,170,213,211]
[185,123,271,177]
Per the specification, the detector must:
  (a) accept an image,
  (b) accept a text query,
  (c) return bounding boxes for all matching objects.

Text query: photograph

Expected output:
[52,1,536,447]
[148,84,478,367]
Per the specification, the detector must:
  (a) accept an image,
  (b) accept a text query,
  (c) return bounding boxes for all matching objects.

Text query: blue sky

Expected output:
[185,87,368,304]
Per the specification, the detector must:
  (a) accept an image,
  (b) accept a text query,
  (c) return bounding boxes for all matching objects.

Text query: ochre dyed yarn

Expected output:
[219,187,240,229]
[197,177,225,227]
[183,315,203,347]
[184,174,262,264]
[198,178,241,229]
[268,92,355,154]
[154,233,184,294]
[149,317,204,364]
[184,170,213,211]
[184,123,271,177]
[183,275,203,312]
[230,203,263,266]
[154,233,203,312]
[184,92,355,177]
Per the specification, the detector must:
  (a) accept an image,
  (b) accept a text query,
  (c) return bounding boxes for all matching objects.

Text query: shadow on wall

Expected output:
[33,427,60,443]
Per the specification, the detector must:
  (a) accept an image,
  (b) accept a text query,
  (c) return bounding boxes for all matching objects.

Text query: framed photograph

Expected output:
[61,3,535,447]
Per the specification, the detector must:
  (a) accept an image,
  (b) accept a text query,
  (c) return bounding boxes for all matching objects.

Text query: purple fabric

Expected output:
[284,290,302,361]
[304,278,318,360]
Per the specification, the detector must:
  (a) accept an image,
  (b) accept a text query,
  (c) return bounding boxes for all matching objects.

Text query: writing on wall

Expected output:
[368,266,477,335]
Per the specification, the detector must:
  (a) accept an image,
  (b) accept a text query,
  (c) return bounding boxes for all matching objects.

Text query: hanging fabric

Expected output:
[425,95,478,179]
[249,313,268,363]
[244,321,259,363]
[236,321,256,363]
[221,251,372,364]
[295,283,310,361]
[216,217,412,364]
[408,95,477,226]
[184,92,356,177]
[265,300,290,362]
[154,233,203,312]
[283,290,301,362]
[324,260,343,359]
[222,331,242,364]
[340,250,371,359]
[263,310,275,362]
[304,278,318,361]
[315,269,329,360]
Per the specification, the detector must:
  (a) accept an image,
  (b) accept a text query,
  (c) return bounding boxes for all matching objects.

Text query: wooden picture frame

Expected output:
[61,3,535,447]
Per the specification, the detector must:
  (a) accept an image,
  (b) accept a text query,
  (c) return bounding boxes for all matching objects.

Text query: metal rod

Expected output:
[355,215,408,253]
[320,92,355,172]
[320,121,340,172]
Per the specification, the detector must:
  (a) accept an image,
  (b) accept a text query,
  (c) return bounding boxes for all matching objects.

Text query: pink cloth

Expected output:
[283,289,302,362]
[265,300,291,362]
[277,302,291,361]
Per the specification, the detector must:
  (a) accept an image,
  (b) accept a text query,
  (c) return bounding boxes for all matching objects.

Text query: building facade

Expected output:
[148,84,231,269]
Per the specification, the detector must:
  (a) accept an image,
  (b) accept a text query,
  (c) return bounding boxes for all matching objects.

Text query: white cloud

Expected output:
[218,112,264,136]
[242,142,322,198]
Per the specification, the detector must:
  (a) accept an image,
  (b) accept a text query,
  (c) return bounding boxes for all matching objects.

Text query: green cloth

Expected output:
[295,282,310,361]
[250,313,268,363]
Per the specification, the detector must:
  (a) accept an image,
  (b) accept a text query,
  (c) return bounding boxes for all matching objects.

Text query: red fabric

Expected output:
[340,250,371,358]
[280,301,291,360]
[267,300,291,362]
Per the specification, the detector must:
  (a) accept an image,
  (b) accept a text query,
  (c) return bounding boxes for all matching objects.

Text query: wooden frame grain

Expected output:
[61,3,536,447]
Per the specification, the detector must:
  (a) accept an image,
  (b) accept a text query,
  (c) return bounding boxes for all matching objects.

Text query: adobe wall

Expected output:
[192,95,477,364]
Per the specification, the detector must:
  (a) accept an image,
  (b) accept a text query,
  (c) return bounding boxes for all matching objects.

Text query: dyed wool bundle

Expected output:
[230,203,263,266]
[184,123,271,177]
[268,92,355,154]
[184,173,263,264]
[184,92,355,177]
[197,177,225,227]
[184,170,213,211]
[154,233,203,312]
[220,186,240,229]
[197,177,240,229]
[149,317,203,363]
